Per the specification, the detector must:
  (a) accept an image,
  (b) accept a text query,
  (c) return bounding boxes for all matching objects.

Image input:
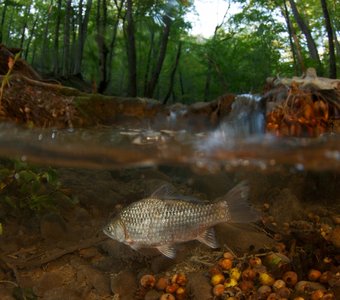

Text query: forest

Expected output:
[0,0,339,103]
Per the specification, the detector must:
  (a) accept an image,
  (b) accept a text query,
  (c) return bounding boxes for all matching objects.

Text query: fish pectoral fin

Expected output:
[197,228,219,249]
[157,245,176,259]
[129,243,141,250]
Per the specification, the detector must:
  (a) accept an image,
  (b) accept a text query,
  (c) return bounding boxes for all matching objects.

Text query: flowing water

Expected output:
[0,95,339,299]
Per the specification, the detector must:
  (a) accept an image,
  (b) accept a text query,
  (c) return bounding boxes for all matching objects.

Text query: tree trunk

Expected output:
[73,0,92,75]
[53,0,62,74]
[144,15,172,98]
[320,0,337,78]
[291,28,306,74]
[125,0,137,97]
[40,0,53,71]
[288,0,322,74]
[143,30,155,95]
[5,9,14,45]
[19,5,31,50]
[179,68,185,100]
[204,25,219,102]
[106,0,124,86]
[62,0,72,77]
[163,42,182,105]
[96,0,109,93]
[0,0,8,43]
[281,0,298,74]
[24,16,38,61]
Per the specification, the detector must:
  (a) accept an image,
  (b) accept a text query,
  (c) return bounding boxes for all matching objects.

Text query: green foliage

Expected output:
[0,0,337,101]
[0,159,74,215]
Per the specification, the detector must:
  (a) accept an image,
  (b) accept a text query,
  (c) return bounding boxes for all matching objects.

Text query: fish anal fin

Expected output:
[157,244,176,258]
[197,227,219,249]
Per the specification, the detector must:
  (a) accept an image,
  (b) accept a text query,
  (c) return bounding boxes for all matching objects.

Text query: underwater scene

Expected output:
[0,94,339,300]
[0,0,339,298]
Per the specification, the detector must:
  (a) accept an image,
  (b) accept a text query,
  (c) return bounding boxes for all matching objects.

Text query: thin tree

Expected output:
[62,0,72,77]
[96,0,109,93]
[320,0,337,78]
[204,8,229,101]
[40,0,53,71]
[19,4,31,50]
[143,30,155,95]
[24,15,38,61]
[163,41,182,104]
[288,0,322,74]
[0,0,9,43]
[53,0,62,74]
[73,0,93,76]
[106,0,125,86]
[281,0,305,74]
[144,15,172,98]
[125,0,137,96]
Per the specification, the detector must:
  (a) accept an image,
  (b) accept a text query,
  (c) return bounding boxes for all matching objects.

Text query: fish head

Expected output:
[103,218,126,243]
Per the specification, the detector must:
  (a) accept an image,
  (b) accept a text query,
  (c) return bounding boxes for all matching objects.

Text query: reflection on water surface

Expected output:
[0,122,339,172]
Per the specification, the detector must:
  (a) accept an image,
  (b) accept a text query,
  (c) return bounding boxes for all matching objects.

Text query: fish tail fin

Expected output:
[218,181,259,223]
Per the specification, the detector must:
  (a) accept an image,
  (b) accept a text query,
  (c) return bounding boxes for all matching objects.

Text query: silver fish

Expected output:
[103,181,258,258]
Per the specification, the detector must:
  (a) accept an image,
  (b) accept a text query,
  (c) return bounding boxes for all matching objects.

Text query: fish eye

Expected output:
[106,225,112,232]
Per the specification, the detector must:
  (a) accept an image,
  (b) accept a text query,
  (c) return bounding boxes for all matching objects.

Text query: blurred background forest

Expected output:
[0,0,339,103]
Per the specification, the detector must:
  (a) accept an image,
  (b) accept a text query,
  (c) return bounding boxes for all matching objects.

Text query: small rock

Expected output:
[73,206,91,222]
[87,269,111,295]
[40,213,68,240]
[329,226,340,248]
[110,270,137,300]
[331,215,340,225]
[295,281,325,293]
[78,247,101,259]
[145,289,162,300]
[33,272,64,296]
[0,287,15,300]
[41,286,82,300]
[75,264,110,296]
[187,272,213,300]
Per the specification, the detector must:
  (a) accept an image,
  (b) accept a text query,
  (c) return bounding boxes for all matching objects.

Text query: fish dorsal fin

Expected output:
[151,184,207,203]
[197,228,219,249]
[150,184,178,199]
[157,244,176,258]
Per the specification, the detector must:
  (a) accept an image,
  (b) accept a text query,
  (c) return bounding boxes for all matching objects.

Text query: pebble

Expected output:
[186,273,212,300]
[329,226,340,248]
[144,289,162,300]
[110,270,137,299]
[295,281,326,293]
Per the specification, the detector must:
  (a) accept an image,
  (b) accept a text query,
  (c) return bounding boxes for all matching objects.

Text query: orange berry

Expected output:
[140,274,156,288]
[171,273,187,286]
[211,273,225,286]
[308,269,321,281]
[160,293,175,300]
[165,283,179,294]
[156,277,169,291]
[212,284,225,296]
[282,271,298,287]
[218,258,233,270]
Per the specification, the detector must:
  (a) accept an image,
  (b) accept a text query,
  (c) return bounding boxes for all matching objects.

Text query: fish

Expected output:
[103,181,258,258]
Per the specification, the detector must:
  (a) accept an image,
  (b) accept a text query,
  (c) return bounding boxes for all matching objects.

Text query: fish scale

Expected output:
[103,181,258,258]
